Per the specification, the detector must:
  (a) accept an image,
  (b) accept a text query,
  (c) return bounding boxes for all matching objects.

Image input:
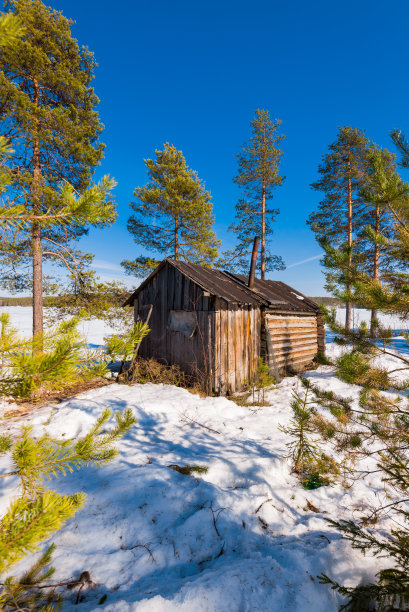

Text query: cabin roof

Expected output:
[123,258,319,313]
[227,274,320,313]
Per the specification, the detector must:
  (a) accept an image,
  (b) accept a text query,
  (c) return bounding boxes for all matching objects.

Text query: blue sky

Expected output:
[44,0,409,295]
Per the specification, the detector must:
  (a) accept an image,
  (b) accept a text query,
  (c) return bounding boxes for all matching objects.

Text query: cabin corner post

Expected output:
[260,309,267,375]
[261,310,281,383]
[317,312,326,355]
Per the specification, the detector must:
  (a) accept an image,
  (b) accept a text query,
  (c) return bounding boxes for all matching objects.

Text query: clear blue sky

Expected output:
[45,0,409,294]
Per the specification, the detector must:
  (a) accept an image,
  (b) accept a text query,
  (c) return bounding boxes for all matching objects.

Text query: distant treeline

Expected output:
[309,296,369,309]
[309,296,346,308]
[1,294,347,308]
[0,296,55,307]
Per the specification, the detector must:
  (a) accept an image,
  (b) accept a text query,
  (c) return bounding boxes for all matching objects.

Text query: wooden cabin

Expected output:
[124,258,325,395]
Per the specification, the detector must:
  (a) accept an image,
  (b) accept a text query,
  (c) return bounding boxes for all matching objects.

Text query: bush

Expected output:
[127,356,189,386]
[314,351,333,366]
[336,351,370,384]
[336,351,390,389]
[0,313,150,401]
[302,472,331,490]
[243,358,275,405]
[0,314,107,399]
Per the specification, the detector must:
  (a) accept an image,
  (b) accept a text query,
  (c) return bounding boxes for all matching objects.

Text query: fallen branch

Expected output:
[209,504,226,538]
[0,472,17,479]
[180,413,221,435]
[0,570,94,606]
[254,498,272,515]
[129,541,155,563]
[0,579,85,590]
[363,498,409,521]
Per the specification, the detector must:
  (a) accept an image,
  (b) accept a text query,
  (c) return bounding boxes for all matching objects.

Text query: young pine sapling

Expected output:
[0,408,136,609]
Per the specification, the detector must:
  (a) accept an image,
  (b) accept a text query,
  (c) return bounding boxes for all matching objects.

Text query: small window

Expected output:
[168,310,197,338]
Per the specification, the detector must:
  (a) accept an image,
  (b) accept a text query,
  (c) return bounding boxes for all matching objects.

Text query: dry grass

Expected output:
[1,356,212,420]
[125,357,210,396]
[2,377,112,415]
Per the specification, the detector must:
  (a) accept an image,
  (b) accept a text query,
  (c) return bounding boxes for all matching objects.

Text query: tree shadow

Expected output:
[42,389,367,611]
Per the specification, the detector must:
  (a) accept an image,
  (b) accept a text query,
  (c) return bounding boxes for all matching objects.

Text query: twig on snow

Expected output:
[129,542,155,563]
[254,498,272,514]
[209,504,226,538]
[0,577,89,591]
[180,413,221,435]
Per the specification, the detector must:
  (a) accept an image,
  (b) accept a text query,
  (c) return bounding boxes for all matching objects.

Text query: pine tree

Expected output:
[308,127,370,330]
[0,0,117,337]
[0,8,24,45]
[45,274,134,333]
[306,311,409,609]
[0,313,104,399]
[105,319,150,377]
[326,154,409,318]
[358,146,402,336]
[391,126,409,169]
[279,380,337,489]
[222,110,285,278]
[308,134,409,607]
[121,143,220,277]
[253,357,275,404]
[0,5,19,195]
[294,134,409,599]
[0,131,13,198]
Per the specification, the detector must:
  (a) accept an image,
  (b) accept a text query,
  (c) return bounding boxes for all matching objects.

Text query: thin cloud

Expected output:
[93,259,123,272]
[96,271,136,288]
[286,254,323,269]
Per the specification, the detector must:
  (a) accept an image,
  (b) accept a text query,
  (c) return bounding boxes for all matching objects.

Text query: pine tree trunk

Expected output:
[261,178,266,280]
[345,166,353,332]
[370,204,380,338]
[32,222,43,337]
[32,78,43,338]
[174,217,179,260]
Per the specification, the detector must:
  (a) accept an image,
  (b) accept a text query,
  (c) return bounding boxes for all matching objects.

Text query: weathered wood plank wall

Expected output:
[136,263,215,377]
[213,301,261,395]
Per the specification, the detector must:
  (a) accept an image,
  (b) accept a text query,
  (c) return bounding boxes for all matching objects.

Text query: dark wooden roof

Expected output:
[124,259,319,313]
[169,260,268,306]
[227,274,319,313]
[124,259,266,306]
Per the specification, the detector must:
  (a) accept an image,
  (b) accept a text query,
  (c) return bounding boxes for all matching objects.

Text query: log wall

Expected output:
[265,313,318,373]
[317,313,326,355]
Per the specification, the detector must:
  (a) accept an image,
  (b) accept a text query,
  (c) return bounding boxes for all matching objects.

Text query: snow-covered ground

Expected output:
[0,306,408,611]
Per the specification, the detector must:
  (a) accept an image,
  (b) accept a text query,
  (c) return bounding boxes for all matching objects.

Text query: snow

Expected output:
[0,306,407,610]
